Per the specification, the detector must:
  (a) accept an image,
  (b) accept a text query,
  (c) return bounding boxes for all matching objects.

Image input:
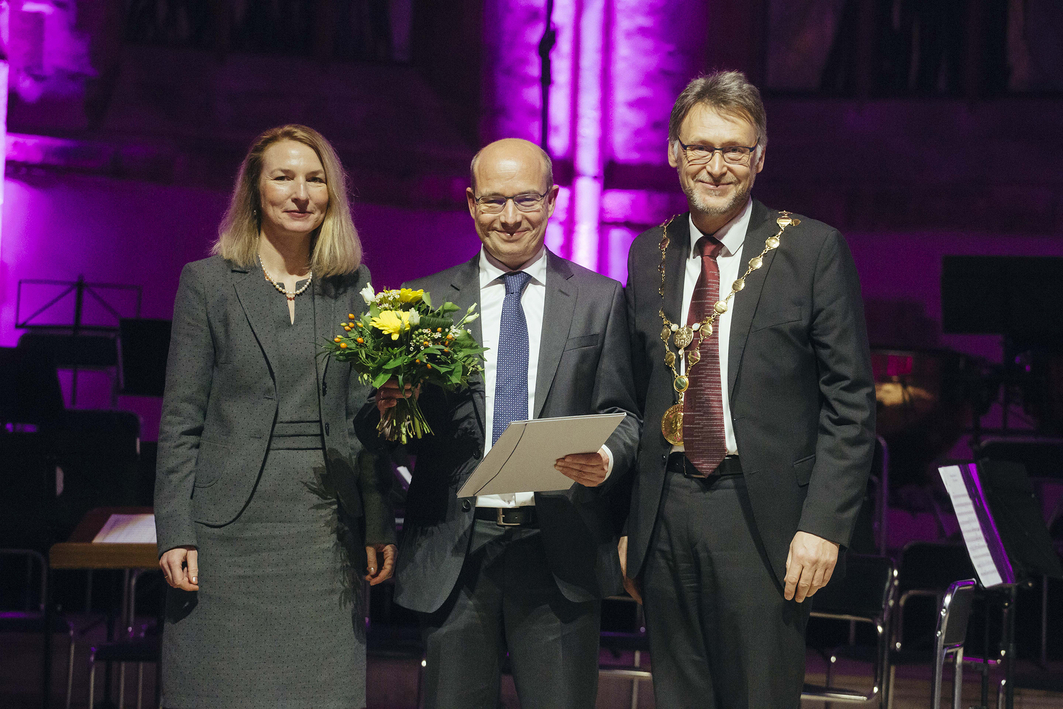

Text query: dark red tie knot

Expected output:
[697,235,724,261]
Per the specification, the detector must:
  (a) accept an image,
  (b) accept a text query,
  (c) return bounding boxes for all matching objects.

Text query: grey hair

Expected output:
[668,71,767,160]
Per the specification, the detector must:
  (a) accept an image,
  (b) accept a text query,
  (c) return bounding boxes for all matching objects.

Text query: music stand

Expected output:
[938,460,1062,709]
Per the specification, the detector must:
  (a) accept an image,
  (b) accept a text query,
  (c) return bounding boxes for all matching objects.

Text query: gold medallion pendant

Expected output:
[661,403,684,445]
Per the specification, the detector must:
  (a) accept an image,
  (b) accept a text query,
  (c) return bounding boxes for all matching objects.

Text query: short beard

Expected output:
[683,179,750,218]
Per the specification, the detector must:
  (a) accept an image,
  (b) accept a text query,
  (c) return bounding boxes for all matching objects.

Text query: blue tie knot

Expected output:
[503,271,531,295]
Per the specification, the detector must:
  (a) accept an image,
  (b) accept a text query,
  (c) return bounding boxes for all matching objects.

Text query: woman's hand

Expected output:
[374,379,420,417]
[160,546,200,591]
[365,544,397,585]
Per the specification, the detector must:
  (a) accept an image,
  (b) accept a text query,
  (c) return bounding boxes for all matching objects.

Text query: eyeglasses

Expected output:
[473,191,548,214]
[676,139,759,166]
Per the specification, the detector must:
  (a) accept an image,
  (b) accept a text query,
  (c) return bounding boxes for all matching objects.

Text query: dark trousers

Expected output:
[419,520,601,709]
[642,472,810,709]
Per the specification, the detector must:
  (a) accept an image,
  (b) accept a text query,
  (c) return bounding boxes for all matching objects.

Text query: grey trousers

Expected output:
[419,521,601,709]
[642,472,810,709]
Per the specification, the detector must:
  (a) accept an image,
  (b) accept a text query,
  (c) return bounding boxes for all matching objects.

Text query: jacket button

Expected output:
[462,500,471,512]
[324,423,330,436]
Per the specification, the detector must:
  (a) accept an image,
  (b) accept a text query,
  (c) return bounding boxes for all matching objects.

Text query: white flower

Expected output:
[408,310,420,326]
[360,283,375,305]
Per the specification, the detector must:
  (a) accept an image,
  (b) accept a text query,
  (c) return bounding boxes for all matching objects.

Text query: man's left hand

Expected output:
[554,448,609,487]
[783,531,839,602]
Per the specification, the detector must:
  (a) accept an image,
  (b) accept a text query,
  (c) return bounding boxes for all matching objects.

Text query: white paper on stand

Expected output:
[92,514,158,544]
[457,413,626,498]
[937,465,1002,587]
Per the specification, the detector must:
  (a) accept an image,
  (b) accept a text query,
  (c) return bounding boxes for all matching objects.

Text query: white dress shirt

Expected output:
[477,247,547,508]
[671,200,754,457]
[475,246,612,507]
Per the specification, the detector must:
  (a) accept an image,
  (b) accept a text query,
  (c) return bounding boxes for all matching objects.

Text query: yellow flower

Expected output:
[398,288,424,304]
[371,310,412,340]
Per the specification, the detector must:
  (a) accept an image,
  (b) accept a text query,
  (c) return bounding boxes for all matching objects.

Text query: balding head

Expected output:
[470,139,553,194]
[466,138,559,270]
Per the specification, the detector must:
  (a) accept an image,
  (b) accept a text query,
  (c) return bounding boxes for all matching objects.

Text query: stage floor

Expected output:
[3,616,1061,708]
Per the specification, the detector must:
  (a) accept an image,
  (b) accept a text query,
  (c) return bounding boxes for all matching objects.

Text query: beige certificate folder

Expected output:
[457,413,626,497]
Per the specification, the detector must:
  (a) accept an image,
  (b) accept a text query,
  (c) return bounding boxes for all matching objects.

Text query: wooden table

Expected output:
[49,507,157,571]
[45,507,159,709]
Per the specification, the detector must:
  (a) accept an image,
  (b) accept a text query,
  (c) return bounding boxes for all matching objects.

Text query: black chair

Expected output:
[890,542,976,656]
[0,549,75,709]
[802,554,897,706]
[930,579,976,709]
[87,634,161,709]
[823,545,980,709]
[598,595,651,709]
[85,570,161,709]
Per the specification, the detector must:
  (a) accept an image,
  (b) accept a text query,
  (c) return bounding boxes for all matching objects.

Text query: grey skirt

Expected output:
[162,443,366,709]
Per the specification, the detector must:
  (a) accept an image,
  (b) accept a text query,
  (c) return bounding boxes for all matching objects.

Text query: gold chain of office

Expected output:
[656,212,800,445]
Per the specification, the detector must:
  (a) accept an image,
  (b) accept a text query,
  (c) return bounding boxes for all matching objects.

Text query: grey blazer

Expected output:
[625,201,876,587]
[362,251,642,614]
[155,255,395,555]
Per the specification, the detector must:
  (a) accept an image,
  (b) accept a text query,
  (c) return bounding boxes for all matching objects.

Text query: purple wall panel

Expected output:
[607,0,708,165]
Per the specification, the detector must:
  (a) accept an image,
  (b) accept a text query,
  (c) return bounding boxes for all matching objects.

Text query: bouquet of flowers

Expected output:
[322,284,486,443]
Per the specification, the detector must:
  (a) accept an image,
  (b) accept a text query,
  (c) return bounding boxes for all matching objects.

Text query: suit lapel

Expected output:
[232,264,281,381]
[446,255,486,432]
[534,252,575,418]
[662,216,688,328]
[727,200,779,397]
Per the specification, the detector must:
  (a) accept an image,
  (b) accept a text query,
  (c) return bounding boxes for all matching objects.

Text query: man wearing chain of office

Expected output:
[621,70,877,708]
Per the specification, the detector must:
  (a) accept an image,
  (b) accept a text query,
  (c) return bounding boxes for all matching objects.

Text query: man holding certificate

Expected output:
[371,138,640,708]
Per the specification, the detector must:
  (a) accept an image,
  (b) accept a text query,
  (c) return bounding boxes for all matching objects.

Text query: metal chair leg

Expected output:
[137,663,144,709]
[66,635,75,709]
[932,647,945,708]
[88,660,96,709]
[952,649,964,709]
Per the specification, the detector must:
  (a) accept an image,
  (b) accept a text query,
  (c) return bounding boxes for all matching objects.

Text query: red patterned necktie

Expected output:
[683,235,728,475]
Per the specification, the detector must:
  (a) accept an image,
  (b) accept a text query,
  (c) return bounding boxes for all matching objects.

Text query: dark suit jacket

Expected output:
[625,201,876,588]
[154,255,395,555]
[377,251,641,614]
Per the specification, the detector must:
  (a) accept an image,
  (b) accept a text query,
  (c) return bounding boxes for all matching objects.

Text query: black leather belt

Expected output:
[474,506,538,527]
[667,452,742,479]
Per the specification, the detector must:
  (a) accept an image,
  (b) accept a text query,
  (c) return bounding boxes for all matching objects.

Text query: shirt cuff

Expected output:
[600,444,614,479]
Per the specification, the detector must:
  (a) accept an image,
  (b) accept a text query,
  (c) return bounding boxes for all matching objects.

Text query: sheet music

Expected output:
[92,514,157,544]
[938,465,1002,587]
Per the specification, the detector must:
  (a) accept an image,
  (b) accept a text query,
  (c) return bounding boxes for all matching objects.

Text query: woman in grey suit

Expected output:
[155,124,396,709]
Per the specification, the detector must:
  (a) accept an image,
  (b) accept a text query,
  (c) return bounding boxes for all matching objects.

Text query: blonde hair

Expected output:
[212,124,362,276]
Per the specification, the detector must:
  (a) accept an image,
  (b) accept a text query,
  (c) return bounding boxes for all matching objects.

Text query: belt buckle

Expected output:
[496,508,522,527]
[681,456,709,479]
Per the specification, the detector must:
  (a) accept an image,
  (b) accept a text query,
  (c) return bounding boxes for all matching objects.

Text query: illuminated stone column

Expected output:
[483,1,709,276]
[0,59,7,268]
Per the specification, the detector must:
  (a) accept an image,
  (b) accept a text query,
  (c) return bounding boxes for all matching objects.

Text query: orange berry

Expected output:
[339,343,348,349]
[436,328,442,332]
[334,336,341,342]
[348,313,355,319]
[415,359,420,364]
[356,337,364,343]
[427,364,432,369]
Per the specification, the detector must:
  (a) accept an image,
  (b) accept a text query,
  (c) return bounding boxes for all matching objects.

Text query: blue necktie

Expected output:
[492,271,532,445]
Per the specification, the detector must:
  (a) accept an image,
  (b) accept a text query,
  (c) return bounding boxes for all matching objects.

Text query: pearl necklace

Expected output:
[259,256,313,302]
